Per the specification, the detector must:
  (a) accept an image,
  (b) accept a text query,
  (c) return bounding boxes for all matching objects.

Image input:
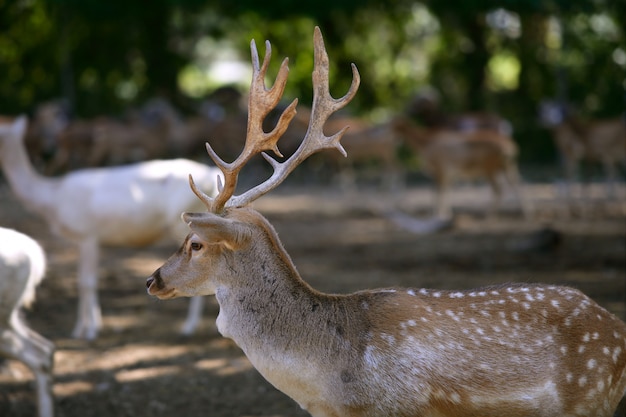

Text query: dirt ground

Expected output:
[1,179,625,417]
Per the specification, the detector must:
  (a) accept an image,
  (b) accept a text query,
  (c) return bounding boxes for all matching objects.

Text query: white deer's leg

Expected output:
[34,367,54,417]
[11,313,55,355]
[0,326,54,417]
[25,332,54,417]
[180,296,205,335]
[72,238,101,340]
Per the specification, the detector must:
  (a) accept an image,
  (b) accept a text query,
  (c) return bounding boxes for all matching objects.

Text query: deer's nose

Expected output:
[146,268,164,291]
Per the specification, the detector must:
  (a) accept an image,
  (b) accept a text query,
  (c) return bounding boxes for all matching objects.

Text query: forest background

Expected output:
[0,0,624,163]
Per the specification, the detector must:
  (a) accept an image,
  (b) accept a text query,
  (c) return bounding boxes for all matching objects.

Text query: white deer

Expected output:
[0,227,54,417]
[146,27,626,417]
[0,116,220,339]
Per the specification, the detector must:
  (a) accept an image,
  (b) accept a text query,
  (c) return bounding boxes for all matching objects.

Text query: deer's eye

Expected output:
[190,242,203,251]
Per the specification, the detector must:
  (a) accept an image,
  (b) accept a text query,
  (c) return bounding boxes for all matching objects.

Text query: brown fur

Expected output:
[551,116,625,198]
[392,116,529,218]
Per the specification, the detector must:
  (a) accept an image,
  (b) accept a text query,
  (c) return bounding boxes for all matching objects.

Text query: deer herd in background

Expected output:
[19,84,626,211]
[0,26,625,417]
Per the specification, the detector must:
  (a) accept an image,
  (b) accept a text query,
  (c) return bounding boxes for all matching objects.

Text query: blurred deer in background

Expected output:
[0,116,221,339]
[197,86,249,163]
[392,116,529,219]
[24,100,72,171]
[46,118,100,173]
[27,99,181,174]
[276,105,402,188]
[267,104,402,188]
[406,87,513,136]
[136,98,215,158]
[147,27,626,417]
[0,227,54,417]
[87,116,171,167]
[325,121,402,189]
[540,100,626,199]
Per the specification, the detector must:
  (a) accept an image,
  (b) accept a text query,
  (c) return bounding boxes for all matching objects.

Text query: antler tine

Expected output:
[189,172,215,211]
[200,35,298,213]
[229,26,360,208]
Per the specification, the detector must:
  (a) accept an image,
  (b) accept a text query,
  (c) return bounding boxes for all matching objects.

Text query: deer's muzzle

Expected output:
[146,268,167,296]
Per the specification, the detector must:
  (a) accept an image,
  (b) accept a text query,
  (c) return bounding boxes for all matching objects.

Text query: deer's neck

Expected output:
[0,137,59,215]
[210,210,394,414]
[214,228,323,343]
[213,213,364,375]
[214,247,364,407]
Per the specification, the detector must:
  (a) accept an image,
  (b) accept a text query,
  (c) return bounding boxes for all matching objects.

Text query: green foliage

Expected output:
[0,1,58,109]
[0,0,623,162]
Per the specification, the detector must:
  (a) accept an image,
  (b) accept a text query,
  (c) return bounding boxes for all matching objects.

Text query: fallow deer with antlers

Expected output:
[147,27,626,417]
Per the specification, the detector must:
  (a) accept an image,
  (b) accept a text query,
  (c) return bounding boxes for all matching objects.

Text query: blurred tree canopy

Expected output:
[0,0,623,160]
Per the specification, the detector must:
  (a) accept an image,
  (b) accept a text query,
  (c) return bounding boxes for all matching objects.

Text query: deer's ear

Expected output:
[182,212,251,250]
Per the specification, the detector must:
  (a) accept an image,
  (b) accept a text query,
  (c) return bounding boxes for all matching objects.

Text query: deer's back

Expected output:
[305,284,626,417]
[419,132,515,179]
[50,159,218,245]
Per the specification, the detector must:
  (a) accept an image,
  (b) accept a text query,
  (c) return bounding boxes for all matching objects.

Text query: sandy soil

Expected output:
[1,180,625,417]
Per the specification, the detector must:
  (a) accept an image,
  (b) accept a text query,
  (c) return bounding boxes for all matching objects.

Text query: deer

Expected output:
[29,100,175,174]
[406,88,513,136]
[323,121,402,189]
[392,116,530,219]
[146,27,626,417]
[279,106,401,188]
[0,227,55,417]
[0,116,221,339]
[24,99,71,172]
[130,98,208,159]
[267,104,401,188]
[540,101,626,199]
[87,116,173,167]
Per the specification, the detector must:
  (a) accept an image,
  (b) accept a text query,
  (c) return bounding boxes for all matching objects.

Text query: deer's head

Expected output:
[146,27,360,299]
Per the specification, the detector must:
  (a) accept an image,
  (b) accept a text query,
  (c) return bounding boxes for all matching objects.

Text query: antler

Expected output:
[190,26,360,213]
